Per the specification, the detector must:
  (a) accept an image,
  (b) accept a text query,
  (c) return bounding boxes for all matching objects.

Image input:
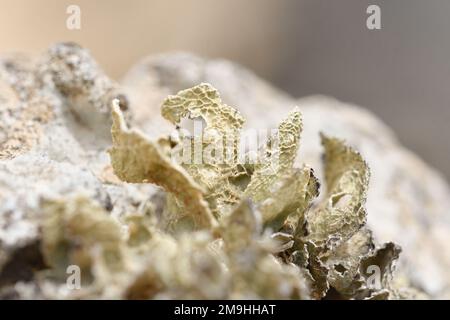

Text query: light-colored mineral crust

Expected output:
[0,47,449,299]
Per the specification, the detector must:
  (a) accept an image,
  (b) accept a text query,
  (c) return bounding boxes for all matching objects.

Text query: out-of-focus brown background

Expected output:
[1,0,449,180]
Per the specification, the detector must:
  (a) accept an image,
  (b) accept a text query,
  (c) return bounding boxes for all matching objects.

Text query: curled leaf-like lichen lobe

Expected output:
[109,100,218,231]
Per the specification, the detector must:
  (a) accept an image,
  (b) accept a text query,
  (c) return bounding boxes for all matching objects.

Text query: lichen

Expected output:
[1,78,411,299]
[161,83,246,219]
[109,102,218,231]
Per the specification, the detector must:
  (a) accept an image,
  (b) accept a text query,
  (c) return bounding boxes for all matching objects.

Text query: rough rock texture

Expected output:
[0,45,449,299]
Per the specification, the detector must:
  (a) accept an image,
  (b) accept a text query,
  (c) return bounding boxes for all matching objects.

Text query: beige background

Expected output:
[0,0,448,180]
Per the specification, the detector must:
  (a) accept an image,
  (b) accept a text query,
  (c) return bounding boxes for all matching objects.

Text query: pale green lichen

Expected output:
[32,83,411,300]
[109,102,218,231]
[161,83,245,219]
[305,134,370,246]
[244,108,302,202]
[40,195,130,297]
[161,83,245,136]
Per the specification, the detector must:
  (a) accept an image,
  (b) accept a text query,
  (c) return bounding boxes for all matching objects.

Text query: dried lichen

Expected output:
[244,108,302,202]
[109,102,217,231]
[40,196,127,285]
[106,83,404,299]
[0,76,409,299]
[161,83,245,219]
[305,134,370,246]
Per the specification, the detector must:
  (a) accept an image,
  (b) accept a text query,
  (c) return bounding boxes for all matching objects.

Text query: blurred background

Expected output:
[0,0,448,180]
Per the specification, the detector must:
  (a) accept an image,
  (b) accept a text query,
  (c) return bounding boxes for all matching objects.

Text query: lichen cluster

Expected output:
[36,83,405,299]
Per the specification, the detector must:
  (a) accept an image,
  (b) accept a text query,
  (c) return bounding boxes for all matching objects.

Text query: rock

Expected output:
[0,44,156,293]
[0,46,449,298]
